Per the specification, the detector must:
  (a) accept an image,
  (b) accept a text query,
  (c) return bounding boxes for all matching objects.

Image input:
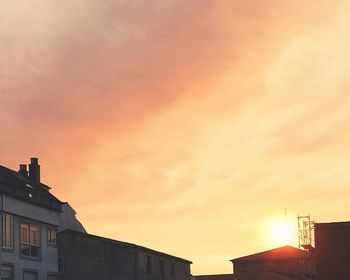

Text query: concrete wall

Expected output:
[2,195,60,226]
[58,231,136,280]
[0,194,59,280]
[135,249,191,280]
[58,230,191,280]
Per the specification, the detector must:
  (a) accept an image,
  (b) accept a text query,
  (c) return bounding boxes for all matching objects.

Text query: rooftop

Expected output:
[231,246,310,262]
[58,229,192,264]
[315,221,350,227]
[0,160,62,212]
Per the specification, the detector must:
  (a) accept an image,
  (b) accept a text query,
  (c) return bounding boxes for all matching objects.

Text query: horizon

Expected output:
[2,1,350,275]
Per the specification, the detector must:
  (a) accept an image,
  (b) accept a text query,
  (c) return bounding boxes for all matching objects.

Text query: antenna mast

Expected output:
[297,214,315,252]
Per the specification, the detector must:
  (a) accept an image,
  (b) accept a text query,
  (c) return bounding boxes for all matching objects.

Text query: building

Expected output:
[1,158,192,280]
[193,274,233,280]
[58,203,86,234]
[57,229,192,280]
[314,222,350,280]
[230,245,314,280]
[0,158,62,280]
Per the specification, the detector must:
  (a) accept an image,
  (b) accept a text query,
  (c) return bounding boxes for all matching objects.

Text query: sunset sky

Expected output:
[2,0,350,274]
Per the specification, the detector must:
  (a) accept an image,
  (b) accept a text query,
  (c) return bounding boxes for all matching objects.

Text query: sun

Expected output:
[270,222,296,246]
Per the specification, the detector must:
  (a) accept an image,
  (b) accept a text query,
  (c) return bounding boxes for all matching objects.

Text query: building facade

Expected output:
[0,158,62,280]
[314,222,350,280]
[230,245,314,280]
[57,229,192,280]
[0,158,192,280]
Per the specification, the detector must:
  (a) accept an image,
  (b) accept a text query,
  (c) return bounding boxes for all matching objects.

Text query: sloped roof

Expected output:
[58,229,192,264]
[0,165,62,212]
[231,246,309,262]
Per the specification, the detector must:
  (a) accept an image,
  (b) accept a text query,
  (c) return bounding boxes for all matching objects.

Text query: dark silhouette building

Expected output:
[314,222,350,280]
[0,158,192,280]
[57,229,192,280]
[230,245,314,280]
[193,274,233,280]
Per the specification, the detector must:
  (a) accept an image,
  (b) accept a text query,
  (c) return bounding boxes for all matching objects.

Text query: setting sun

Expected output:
[270,222,296,246]
[3,0,350,275]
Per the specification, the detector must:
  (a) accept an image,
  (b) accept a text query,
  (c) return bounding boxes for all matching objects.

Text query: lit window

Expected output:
[2,214,13,249]
[47,228,57,245]
[20,223,40,258]
[1,264,13,280]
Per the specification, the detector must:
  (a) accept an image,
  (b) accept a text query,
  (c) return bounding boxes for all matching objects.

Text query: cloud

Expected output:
[2,0,350,274]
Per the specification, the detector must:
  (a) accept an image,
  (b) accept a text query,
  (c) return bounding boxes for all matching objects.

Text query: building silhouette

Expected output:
[0,158,62,280]
[314,222,350,280]
[5,157,350,280]
[230,245,314,280]
[0,158,192,280]
[57,230,191,280]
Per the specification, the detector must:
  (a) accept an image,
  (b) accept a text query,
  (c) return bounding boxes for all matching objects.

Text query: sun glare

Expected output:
[270,222,295,246]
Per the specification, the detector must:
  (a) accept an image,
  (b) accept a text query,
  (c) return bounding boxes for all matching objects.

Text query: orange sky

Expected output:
[2,0,350,274]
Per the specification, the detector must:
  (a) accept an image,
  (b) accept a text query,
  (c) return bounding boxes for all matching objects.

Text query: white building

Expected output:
[0,158,62,280]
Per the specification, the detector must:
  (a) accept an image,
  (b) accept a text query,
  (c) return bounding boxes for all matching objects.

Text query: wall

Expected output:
[0,194,59,280]
[57,230,191,280]
[233,258,301,276]
[315,223,350,280]
[2,195,60,226]
[135,249,191,280]
[58,231,136,280]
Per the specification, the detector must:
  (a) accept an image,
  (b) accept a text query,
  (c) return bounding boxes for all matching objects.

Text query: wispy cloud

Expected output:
[1,0,350,274]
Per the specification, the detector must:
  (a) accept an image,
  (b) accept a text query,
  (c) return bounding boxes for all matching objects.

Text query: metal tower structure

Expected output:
[298,215,315,252]
[297,215,316,280]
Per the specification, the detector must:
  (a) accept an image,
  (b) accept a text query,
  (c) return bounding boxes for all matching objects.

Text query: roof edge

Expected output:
[58,229,192,264]
[230,245,308,262]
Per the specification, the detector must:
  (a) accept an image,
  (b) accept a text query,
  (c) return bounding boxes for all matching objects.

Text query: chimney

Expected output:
[18,164,28,177]
[29,157,40,184]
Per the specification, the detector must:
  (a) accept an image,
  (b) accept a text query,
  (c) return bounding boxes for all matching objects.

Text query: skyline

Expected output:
[2,0,350,274]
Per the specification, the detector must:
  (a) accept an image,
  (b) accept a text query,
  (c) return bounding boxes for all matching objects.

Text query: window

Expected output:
[47,228,56,245]
[20,223,40,258]
[145,255,152,274]
[23,271,37,280]
[1,264,13,280]
[58,257,64,273]
[2,214,13,249]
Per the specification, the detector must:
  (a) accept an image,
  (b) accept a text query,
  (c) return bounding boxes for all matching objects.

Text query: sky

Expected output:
[2,0,350,274]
